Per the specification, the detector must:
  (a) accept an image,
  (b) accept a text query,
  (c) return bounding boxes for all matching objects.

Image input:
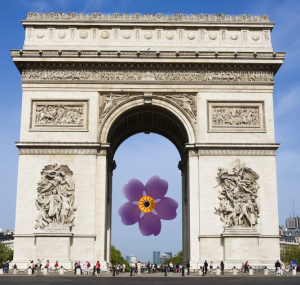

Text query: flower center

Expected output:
[138,196,155,213]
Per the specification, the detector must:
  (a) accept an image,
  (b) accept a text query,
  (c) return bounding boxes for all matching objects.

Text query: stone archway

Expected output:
[12,12,283,270]
[96,94,196,264]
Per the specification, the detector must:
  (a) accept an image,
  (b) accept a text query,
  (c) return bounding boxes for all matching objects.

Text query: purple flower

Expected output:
[118,176,178,236]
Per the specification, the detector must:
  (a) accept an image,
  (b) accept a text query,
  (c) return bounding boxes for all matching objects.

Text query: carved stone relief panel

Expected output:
[99,93,130,122]
[30,100,89,131]
[207,101,265,132]
[35,164,77,231]
[166,94,197,122]
[22,69,274,83]
[214,159,260,228]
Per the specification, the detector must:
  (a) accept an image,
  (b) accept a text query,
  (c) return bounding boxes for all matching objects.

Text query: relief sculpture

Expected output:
[212,107,260,126]
[214,160,260,228]
[166,94,196,120]
[35,104,84,126]
[35,164,77,230]
[22,69,274,82]
[99,93,129,120]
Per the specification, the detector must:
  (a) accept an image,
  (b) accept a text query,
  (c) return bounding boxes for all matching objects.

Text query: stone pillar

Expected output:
[94,150,108,265]
[28,268,32,275]
[263,268,268,275]
[187,151,200,266]
[292,269,296,275]
[105,160,115,263]
[216,268,220,275]
[232,267,238,275]
[249,268,253,275]
[59,267,64,275]
[43,268,48,275]
[180,160,188,264]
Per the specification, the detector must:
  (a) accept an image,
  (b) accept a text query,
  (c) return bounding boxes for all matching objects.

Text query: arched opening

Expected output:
[107,105,190,157]
[112,133,182,262]
[102,103,192,264]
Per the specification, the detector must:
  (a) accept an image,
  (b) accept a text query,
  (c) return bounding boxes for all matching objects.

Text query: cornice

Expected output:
[185,143,279,156]
[11,49,285,61]
[15,141,104,148]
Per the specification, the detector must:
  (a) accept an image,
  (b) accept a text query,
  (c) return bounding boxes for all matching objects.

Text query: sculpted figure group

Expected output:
[35,164,77,230]
[23,69,274,83]
[212,107,260,126]
[35,105,84,126]
[214,160,260,228]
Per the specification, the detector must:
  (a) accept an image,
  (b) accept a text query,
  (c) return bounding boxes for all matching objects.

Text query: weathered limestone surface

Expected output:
[11,12,284,269]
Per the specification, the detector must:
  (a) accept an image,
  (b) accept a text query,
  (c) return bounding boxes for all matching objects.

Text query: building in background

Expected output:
[126,255,137,263]
[0,228,15,250]
[282,216,300,242]
[165,252,172,258]
[153,251,160,264]
[158,253,171,264]
[279,216,300,248]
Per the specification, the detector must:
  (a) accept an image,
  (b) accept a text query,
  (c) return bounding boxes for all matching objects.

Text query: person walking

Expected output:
[204,260,208,275]
[275,260,281,276]
[37,259,42,272]
[186,261,190,275]
[210,261,213,275]
[96,261,101,277]
[244,261,249,273]
[54,261,59,271]
[220,261,225,275]
[45,260,50,274]
[86,261,91,275]
[30,260,34,274]
[74,261,77,275]
[137,261,141,276]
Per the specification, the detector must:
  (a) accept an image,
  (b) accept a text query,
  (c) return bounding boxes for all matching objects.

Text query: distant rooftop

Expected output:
[25,12,270,23]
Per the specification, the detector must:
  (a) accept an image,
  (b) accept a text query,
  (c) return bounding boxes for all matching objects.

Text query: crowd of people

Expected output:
[1,259,299,276]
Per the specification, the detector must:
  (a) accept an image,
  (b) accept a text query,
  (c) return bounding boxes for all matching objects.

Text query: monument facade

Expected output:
[11,12,284,269]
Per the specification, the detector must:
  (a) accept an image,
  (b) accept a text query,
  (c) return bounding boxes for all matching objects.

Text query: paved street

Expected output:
[0,274,300,285]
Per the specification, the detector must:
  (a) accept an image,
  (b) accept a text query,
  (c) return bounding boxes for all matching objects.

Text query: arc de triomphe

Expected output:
[11,12,284,269]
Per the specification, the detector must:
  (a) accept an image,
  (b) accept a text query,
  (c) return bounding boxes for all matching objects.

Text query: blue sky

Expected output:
[0,0,299,262]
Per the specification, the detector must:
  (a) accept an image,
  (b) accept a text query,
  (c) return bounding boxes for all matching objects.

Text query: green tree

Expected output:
[110,245,130,270]
[0,243,13,266]
[163,251,183,265]
[281,245,300,263]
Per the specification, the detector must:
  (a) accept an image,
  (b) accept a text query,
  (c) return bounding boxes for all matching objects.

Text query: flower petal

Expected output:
[155,197,178,220]
[118,202,141,225]
[145,175,168,200]
[122,178,145,202]
[139,212,161,236]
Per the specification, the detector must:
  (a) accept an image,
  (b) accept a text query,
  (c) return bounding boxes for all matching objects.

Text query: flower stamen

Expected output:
[138,195,155,213]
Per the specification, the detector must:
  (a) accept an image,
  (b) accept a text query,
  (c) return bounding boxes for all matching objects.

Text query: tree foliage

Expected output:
[163,250,183,265]
[110,245,130,269]
[0,243,13,266]
[281,245,300,263]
